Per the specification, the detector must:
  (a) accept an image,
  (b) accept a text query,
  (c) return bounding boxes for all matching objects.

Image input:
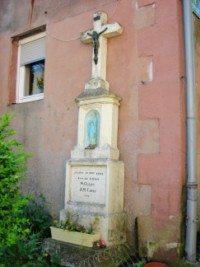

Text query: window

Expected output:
[16,32,45,103]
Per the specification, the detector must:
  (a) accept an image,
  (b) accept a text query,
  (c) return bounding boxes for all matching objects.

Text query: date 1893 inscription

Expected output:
[71,166,106,204]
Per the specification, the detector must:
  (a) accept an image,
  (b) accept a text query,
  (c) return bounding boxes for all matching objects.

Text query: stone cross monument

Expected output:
[60,11,126,246]
[80,11,123,90]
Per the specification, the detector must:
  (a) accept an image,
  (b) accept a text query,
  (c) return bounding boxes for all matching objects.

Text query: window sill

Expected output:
[17,93,44,103]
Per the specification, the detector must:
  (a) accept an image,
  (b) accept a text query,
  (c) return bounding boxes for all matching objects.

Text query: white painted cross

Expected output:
[80,11,123,90]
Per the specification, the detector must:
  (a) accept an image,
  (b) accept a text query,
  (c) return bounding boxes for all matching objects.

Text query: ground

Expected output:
[170,259,200,267]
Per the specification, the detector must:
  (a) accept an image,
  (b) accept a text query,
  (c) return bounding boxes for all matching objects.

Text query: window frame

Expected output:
[16,32,46,103]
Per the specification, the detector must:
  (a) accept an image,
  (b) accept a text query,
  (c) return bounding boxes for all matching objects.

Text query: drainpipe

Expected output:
[183,0,198,262]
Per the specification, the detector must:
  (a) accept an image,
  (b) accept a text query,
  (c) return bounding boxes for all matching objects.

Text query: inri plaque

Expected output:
[71,166,106,204]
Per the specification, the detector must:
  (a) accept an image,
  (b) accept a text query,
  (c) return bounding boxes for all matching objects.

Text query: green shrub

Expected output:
[23,193,52,238]
[0,193,57,267]
[0,113,31,247]
[0,114,59,266]
[0,236,60,267]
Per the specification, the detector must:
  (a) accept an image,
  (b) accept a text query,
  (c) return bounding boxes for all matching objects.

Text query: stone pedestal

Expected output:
[60,89,126,246]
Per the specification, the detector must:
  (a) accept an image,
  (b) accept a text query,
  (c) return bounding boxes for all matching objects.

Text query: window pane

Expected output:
[17,32,46,103]
[29,60,45,95]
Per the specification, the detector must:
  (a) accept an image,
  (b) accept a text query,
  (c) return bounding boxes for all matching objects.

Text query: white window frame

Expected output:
[16,32,45,103]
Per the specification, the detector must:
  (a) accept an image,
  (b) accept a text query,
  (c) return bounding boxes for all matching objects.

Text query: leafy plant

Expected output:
[0,114,57,266]
[0,193,57,267]
[132,259,146,267]
[23,193,52,238]
[54,210,86,233]
[0,113,31,247]
[0,237,60,267]
[53,210,99,234]
[87,216,100,234]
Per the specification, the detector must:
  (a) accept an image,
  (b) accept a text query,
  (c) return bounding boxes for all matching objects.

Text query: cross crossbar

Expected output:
[80,11,123,90]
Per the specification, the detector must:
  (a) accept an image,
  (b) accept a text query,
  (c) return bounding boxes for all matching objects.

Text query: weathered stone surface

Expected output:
[63,158,126,246]
[76,88,120,101]
[43,238,97,267]
[43,239,132,267]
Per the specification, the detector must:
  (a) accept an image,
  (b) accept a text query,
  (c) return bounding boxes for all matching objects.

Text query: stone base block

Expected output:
[71,144,119,160]
[61,158,125,246]
[84,78,109,90]
[64,159,124,214]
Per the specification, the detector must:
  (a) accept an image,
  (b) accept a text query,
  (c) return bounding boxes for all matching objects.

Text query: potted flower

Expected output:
[50,211,100,247]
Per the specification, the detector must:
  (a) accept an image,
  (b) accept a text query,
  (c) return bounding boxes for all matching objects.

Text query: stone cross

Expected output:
[80,11,123,90]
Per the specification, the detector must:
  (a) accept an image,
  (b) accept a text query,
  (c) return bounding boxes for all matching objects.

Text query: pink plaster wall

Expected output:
[138,0,185,219]
[0,0,186,262]
[136,0,185,261]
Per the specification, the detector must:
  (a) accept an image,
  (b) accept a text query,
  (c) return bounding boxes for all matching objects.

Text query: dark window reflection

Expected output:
[29,60,45,95]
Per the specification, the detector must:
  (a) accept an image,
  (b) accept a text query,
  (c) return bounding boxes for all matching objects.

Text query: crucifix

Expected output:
[80,11,123,90]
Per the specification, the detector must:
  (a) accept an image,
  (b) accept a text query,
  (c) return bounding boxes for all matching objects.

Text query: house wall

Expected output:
[136,0,185,261]
[0,0,185,262]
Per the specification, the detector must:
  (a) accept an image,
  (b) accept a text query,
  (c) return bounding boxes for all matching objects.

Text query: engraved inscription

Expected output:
[71,166,106,204]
